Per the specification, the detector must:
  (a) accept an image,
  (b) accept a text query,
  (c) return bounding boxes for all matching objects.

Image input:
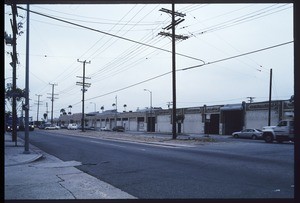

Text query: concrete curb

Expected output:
[102,136,197,147]
[5,154,44,167]
[5,134,45,167]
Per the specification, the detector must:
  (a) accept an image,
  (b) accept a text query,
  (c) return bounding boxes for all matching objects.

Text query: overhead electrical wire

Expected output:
[53,9,163,100]
[32,5,165,26]
[17,6,206,64]
[191,4,291,35]
[180,41,293,71]
[81,5,145,62]
[88,30,166,81]
[84,4,157,66]
[85,7,170,81]
[56,5,163,95]
[22,4,199,98]
[13,5,292,111]
[54,5,140,96]
[80,40,293,103]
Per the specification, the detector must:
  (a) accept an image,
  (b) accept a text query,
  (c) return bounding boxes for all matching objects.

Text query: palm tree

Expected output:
[68,105,72,115]
[123,104,127,112]
[5,87,26,104]
[100,106,104,112]
[60,108,66,115]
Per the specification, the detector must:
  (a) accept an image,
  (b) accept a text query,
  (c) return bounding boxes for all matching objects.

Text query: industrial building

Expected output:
[58,99,294,135]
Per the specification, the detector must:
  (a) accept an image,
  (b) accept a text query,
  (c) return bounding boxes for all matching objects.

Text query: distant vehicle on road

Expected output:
[45,124,60,130]
[112,126,125,132]
[232,129,263,140]
[29,122,35,131]
[100,126,110,131]
[19,123,35,131]
[6,124,19,132]
[68,123,78,130]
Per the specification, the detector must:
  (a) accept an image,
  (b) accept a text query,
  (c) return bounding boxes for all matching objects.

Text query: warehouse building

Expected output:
[58,99,294,135]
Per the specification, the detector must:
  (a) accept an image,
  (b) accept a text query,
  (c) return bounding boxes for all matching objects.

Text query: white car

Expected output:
[232,129,263,140]
[45,124,60,130]
[68,123,78,130]
[100,126,110,131]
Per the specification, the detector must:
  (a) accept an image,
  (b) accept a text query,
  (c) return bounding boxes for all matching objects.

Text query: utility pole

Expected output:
[159,4,188,139]
[112,95,118,127]
[24,4,30,154]
[10,3,18,145]
[35,94,42,124]
[47,83,58,124]
[268,68,273,126]
[144,89,153,132]
[45,102,49,122]
[247,97,255,103]
[76,59,91,132]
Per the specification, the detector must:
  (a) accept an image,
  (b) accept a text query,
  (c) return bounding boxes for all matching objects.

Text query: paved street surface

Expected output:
[5,129,294,199]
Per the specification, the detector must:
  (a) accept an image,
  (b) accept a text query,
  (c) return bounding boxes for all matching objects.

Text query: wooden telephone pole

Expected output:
[159,4,188,139]
[76,59,91,132]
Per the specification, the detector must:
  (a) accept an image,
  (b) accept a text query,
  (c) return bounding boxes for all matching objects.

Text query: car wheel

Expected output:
[233,134,238,138]
[264,134,273,143]
[251,135,257,140]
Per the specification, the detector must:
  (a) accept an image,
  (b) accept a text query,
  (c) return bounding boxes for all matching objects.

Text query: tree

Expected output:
[101,106,104,112]
[60,108,67,115]
[68,105,72,115]
[6,87,26,103]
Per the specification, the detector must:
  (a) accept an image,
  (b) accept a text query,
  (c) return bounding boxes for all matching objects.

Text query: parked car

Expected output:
[67,123,78,130]
[112,126,125,132]
[100,126,110,131]
[45,124,60,130]
[232,129,263,140]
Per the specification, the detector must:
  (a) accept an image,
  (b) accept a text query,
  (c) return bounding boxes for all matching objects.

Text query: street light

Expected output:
[144,89,153,132]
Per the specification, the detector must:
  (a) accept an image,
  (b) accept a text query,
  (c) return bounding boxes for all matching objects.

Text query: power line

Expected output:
[84,40,293,102]
[191,4,291,36]
[32,5,165,26]
[180,41,293,71]
[86,71,171,102]
[17,6,205,64]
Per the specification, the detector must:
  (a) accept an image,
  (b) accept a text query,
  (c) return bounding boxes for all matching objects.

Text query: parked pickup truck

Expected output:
[262,119,294,143]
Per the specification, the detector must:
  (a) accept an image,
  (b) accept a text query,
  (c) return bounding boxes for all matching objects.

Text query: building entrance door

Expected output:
[147,117,155,132]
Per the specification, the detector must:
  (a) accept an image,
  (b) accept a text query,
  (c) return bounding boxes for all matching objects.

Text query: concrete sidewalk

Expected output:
[4,133,136,200]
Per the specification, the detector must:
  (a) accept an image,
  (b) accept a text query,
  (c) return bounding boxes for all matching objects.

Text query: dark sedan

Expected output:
[112,126,125,132]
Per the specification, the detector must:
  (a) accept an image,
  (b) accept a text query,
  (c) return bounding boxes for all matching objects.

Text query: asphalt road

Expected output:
[19,130,294,199]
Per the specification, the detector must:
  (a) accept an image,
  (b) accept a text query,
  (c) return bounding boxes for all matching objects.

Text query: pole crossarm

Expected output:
[158,31,189,40]
[159,8,186,17]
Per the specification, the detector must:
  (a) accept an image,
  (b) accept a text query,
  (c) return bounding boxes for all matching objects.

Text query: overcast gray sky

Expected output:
[4,3,294,120]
